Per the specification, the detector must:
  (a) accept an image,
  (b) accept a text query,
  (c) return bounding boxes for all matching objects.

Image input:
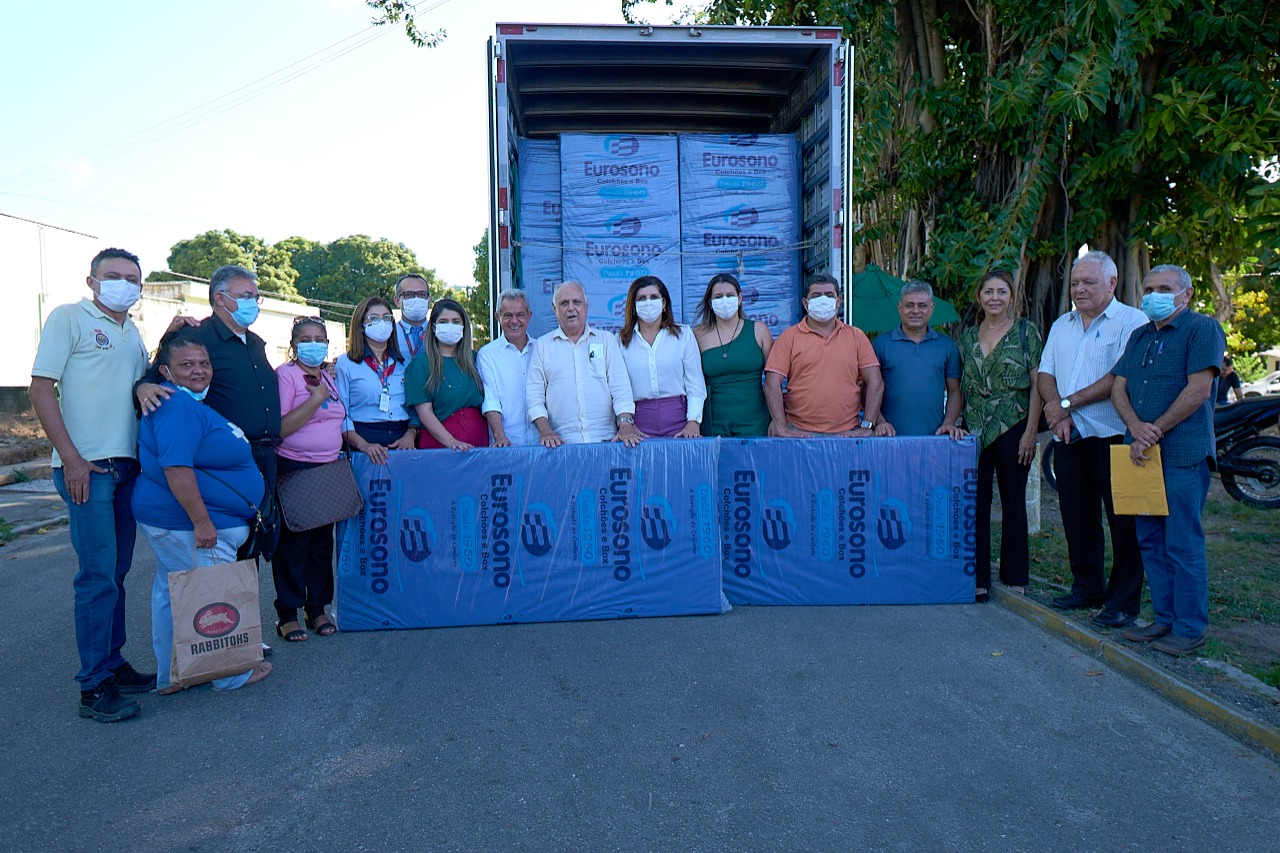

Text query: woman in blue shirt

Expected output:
[133,327,272,693]
[336,296,418,464]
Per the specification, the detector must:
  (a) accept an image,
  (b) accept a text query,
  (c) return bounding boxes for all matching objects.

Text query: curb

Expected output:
[0,462,51,487]
[993,586,1280,764]
[7,514,68,538]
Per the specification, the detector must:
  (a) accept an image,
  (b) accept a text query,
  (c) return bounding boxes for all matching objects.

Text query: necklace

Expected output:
[984,316,1010,332]
[715,317,742,357]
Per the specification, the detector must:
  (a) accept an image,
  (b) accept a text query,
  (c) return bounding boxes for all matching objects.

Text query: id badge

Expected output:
[378,389,391,413]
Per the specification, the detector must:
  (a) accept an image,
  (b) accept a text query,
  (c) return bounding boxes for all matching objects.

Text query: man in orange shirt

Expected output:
[764,274,885,437]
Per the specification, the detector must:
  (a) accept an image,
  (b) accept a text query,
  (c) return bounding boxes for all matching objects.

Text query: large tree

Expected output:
[282,234,436,307]
[164,229,303,301]
[624,0,1279,330]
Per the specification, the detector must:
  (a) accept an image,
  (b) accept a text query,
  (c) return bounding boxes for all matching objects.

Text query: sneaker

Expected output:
[1122,621,1172,642]
[112,662,157,695]
[79,679,140,723]
[1151,633,1206,656]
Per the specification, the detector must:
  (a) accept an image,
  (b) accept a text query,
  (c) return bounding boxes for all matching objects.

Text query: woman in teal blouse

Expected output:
[405,299,487,451]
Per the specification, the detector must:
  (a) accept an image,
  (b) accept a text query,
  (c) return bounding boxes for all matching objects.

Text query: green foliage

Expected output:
[166,229,304,302]
[283,234,434,308]
[440,285,491,348]
[472,228,489,293]
[365,0,444,47]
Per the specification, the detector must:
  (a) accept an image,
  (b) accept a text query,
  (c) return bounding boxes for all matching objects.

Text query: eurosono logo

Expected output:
[520,502,557,557]
[399,508,437,562]
[876,498,911,550]
[640,496,675,550]
[723,206,760,228]
[761,500,796,550]
[604,135,641,157]
[589,214,643,238]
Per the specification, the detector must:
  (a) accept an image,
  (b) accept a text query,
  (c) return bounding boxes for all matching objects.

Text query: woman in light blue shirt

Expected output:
[335,297,417,464]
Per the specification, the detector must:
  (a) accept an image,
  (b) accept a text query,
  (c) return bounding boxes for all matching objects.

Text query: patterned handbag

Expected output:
[276,458,365,532]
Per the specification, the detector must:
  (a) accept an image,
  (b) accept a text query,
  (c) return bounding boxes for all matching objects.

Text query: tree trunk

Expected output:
[1208,260,1232,321]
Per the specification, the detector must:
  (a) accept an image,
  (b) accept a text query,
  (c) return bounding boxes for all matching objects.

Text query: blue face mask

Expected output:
[296,341,328,367]
[1141,291,1178,321]
[177,384,209,402]
[225,295,260,328]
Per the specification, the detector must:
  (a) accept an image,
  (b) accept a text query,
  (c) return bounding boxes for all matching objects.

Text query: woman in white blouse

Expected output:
[616,276,707,438]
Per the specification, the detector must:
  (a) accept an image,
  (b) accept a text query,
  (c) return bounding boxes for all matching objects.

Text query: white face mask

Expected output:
[434,323,464,346]
[635,298,664,324]
[363,318,394,342]
[400,297,430,322]
[807,295,838,322]
[711,295,740,320]
[95,278,141,312]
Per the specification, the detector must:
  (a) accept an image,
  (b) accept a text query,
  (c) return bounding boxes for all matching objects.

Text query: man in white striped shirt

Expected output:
[1039,250,1150,627]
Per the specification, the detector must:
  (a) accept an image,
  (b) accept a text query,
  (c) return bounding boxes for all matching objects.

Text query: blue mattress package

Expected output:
[335,440,727,630]
[718,437,978,605]
[515,137,562,339]
[560,133,682,331]
[678,134,801,338]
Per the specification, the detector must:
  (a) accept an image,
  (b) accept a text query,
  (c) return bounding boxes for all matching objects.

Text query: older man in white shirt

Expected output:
[526,282,642,448]
[478,289,537,446]
[1039,250,1149,628]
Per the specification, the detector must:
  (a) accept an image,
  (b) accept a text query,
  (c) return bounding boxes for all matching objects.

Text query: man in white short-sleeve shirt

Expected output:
[526,282,642,448]
[1038,250,1149,628]
[478,288,537,446]
[30,247,155,722]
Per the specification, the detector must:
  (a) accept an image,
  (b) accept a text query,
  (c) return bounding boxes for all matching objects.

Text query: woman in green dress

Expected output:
[405,298,487,451]
[693,274,774,437]
[959,270,1042,603]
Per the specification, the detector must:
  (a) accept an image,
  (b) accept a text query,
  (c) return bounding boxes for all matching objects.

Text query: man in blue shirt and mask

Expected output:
[1111,264,1225,656]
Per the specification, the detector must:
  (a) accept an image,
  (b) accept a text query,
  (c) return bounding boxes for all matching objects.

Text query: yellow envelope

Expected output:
[1110,444,1170,516]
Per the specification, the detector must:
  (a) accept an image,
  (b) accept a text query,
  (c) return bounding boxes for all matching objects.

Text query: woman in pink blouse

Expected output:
[272,317,346,641]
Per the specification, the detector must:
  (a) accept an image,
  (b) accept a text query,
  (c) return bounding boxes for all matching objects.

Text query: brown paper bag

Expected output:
[1110,444,1170,516]
[169,558,264,688]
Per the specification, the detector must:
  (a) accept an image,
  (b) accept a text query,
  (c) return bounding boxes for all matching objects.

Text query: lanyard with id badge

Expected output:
[364,354,397,413]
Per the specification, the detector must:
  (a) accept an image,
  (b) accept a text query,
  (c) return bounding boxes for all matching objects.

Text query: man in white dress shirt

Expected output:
[478,289,537,446]
[1038,250,1149,627]
[526,282,642,448]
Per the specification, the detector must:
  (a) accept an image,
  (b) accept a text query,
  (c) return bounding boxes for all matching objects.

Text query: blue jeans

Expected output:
[1135,461,1211,639]
[53,458,139,690]
[139,524,254,692]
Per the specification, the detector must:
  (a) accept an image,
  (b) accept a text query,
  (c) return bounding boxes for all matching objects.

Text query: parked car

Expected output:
[1242,370,1280,397]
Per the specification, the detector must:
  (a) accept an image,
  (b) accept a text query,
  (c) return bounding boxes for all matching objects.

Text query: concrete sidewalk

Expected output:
[0,468,67,536]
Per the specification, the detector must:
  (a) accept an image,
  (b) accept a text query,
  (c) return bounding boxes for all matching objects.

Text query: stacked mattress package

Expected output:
[678,134,801,338]
[514,137,562,339]
[559,134,682,331]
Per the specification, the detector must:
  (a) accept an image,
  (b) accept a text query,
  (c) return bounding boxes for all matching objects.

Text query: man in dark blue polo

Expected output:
[871,280,965,438]
[1111,264,1225,656]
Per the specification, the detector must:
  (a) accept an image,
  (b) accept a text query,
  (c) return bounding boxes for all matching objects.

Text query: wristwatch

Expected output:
[1060,397,1072,410]
[618,414,635,425]
[860,419,874,430]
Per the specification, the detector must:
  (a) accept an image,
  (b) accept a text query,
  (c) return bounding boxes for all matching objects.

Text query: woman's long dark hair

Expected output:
[619,275,680,346]
[695,273,743,330]
[422,298,483,396]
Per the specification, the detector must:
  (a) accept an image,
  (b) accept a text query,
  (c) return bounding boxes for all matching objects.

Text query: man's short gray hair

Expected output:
[1147,264,1193,291]
[900,280,934,301]
[553,280,585,303]
[496,288,530,314]
[210,265,258,296]
[1073,250,1118,282]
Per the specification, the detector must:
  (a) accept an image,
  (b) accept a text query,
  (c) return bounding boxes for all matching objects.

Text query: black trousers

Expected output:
[976,420,1031,589]
[1055,434,1144,613]
[270,456,335,624]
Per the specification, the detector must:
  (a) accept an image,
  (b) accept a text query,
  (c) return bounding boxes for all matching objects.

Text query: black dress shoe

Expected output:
[1051,592,1103,611]
[1092,608,1137,628]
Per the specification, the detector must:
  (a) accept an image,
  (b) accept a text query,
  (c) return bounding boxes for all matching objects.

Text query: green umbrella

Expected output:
[848,264,962,334]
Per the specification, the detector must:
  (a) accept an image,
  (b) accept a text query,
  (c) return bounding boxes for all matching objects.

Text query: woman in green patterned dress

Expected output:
[959,270,1043,603]
[693,274,774,437]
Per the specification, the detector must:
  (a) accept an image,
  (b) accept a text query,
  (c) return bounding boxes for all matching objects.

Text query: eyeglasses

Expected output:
[226,292,264,304]
[292,315,323,326]
[400,291,431,300]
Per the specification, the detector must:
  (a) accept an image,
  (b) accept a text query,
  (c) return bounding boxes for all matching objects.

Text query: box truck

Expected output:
[487,23,850,338]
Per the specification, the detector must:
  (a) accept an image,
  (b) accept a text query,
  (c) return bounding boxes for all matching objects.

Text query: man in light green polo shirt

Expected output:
[30,247,154,723]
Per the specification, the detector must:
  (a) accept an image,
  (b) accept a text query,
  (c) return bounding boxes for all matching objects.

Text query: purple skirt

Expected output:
[635,396,688,437]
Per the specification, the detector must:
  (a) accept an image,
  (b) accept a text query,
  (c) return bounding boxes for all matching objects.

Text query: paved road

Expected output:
[2,527,1276,852]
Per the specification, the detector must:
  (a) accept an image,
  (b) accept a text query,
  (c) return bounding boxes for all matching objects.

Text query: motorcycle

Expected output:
[1040,396,1280,509]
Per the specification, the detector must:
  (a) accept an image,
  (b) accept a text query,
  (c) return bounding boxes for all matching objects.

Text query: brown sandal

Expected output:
[305,614,337,636]
[276,621,308,642]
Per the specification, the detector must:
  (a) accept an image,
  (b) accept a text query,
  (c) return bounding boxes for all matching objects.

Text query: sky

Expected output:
[0,0,680,291]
